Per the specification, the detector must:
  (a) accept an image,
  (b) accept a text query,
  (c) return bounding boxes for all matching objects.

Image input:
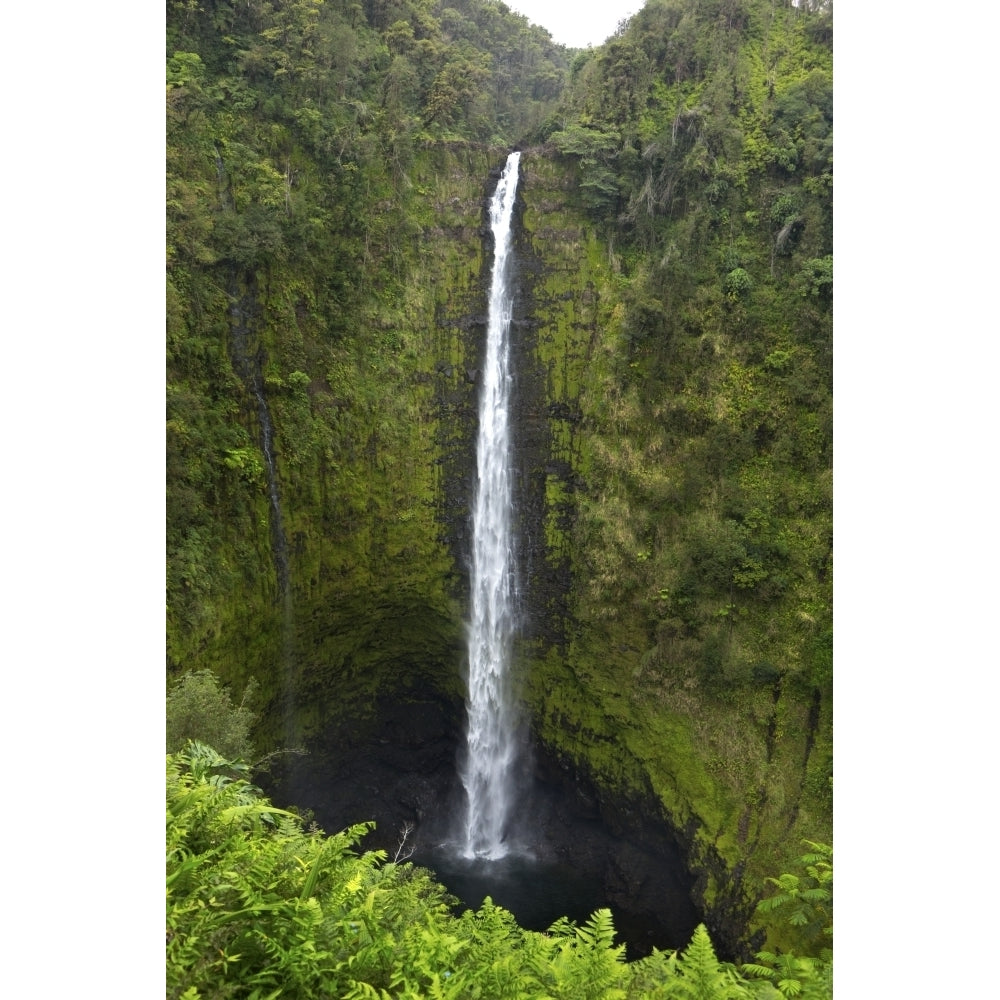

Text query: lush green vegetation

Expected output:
[166,0,833,987]
[512,0,832,934]
[167,669,260,760]
[167,0,571,722]
[167,742,832,998]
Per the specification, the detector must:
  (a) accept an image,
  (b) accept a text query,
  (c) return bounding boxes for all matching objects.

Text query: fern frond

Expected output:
[578,908,620,953]
[674,924,753,999]
[755,896,787,913]
[797,891,830,909]
[218,803,297,828]
[800,841,832,857]
[546,915,576,939]
[777,978,803,996]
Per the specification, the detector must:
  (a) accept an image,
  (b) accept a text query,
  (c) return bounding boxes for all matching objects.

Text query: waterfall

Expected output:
[254,378,289,595]
[459,151,522,860]
[227,279,298,748]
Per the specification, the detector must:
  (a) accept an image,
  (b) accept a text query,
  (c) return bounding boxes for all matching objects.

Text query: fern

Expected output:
[528,907,629,1000]
[343,984,392,1000]
[577,908,624,956]
[217,802,297,828]
[743,950,830,1000]
[754,841,832,954]
[668,924,753,1000]
[547,914,577,939]
[168,745,826,1000]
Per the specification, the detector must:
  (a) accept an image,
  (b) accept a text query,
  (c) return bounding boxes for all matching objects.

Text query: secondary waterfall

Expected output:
[460,151,522,860]
[226,280,289,598]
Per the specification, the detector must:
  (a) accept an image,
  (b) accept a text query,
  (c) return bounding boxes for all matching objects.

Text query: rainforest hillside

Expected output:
[167,0,833,989]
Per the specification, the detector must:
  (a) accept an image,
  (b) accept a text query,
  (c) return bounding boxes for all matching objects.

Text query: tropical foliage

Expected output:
[167,668,259,759]
[167,744,831,998]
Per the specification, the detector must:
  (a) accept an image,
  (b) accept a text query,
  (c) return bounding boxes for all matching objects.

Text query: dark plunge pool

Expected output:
[263,696,702,958]
[411,846,610,932]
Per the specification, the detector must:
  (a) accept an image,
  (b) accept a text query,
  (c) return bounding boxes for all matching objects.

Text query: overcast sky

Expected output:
[505,0,639,49]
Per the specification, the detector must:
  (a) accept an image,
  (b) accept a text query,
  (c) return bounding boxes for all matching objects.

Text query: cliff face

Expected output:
[168,142,608,718]
[169,142,505,735]
[492,151,830,953]
[168,140,828,956]
[168,143,607,747]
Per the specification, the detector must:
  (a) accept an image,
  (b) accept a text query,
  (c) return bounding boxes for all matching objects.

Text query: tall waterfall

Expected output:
[460,151,522,860]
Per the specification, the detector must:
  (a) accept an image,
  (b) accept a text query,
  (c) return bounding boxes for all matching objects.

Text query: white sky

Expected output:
[505,0,639,49]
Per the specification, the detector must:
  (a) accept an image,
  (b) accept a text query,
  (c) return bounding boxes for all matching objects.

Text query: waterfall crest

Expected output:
[460,151,522,860]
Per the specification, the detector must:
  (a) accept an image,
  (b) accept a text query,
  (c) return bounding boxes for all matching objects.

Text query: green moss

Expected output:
[168,141,500,736]
[508,139,831,917]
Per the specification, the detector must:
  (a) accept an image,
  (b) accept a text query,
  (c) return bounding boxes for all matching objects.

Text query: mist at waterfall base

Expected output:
[263,694,702,958]
[407,761,700,958]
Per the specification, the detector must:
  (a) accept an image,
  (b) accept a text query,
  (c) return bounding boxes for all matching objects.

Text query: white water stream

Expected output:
[460,151,522,859]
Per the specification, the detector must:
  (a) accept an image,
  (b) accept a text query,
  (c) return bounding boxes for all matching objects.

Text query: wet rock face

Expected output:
[263,696,463,853]
[262,694,701,959]
[526,745,701,956]
[430,166,575,655]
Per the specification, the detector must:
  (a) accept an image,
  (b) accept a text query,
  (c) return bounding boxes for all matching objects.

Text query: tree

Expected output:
[166,668,258,760]
[723,267,754,301]
[549,123,622,213]
[796,255,832,300]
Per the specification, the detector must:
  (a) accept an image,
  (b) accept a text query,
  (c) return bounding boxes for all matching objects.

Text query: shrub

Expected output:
[166,669,258,760]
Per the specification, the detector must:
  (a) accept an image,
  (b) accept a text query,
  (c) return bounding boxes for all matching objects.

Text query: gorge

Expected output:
[167,0,833,979]
[257,148,708,957]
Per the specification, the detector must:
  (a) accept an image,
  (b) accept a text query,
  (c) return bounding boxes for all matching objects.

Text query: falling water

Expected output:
[460,151,522,860]
[226,274,295,745]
